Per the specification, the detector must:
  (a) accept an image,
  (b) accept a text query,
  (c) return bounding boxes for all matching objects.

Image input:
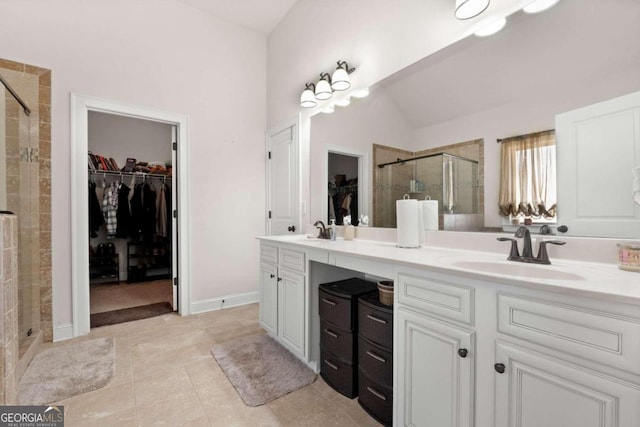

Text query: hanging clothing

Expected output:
[156,183,168,238]
[115,183,132,238]
[102,181,119,238]
[129,183,144,239]
[88,181,103,238]
[141,183,157,242]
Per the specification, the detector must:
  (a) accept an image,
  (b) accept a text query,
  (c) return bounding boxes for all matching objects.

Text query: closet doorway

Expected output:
[87,112,175,327]
[324,147,368,226]
[71,94,191,339]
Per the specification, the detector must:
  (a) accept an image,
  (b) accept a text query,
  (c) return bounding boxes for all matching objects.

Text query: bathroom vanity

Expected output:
[257,235,640,427]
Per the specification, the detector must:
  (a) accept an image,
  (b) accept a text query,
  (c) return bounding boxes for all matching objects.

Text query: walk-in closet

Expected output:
[87,111,175,327]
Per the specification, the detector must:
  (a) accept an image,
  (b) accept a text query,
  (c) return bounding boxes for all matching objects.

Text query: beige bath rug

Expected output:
[211,334,316,406]
[19,336,115,405]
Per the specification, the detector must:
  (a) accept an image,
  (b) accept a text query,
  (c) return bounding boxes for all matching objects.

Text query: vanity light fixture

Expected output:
[474,16,507,37]
[331,60,356,91]
[315,73,333,100]
[523,0,559,14]
[455,0,490,20]
[300,83,317,108]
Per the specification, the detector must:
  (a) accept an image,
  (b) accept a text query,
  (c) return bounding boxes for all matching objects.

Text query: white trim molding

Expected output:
[190,291,259,314]
[70,93,192,338]
[53,323,74,342]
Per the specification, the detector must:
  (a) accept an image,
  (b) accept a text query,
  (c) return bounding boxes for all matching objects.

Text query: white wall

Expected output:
[267,0,531,127]
[309,90,414,223]
[0,0,266,331]
[88,111,173,168]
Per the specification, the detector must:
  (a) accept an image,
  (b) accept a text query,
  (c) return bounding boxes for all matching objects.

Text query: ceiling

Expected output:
[176,0,299,35]
[377,0,640,129]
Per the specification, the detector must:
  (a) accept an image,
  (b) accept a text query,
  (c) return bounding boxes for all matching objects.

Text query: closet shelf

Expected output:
[88,169,171,180]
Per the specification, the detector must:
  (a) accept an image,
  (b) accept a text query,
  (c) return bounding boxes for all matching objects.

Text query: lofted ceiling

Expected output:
[377,0,640,129]
[176,0,299,35]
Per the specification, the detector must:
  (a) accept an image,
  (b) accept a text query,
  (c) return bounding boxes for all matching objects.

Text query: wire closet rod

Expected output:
[89,170,171,180]
[377,152,478,168]
[0,73,31,116]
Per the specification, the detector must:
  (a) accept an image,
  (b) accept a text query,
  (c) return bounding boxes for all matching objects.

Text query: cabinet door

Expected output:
[259,262,278,336]
[278,268,305,357]
[396,309,474,427]
[495,342,640,427]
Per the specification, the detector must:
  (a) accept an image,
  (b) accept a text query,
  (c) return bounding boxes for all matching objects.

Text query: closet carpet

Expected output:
[90,279,173,314]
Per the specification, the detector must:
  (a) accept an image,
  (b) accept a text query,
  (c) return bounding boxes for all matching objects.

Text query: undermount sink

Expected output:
[452,260,585,281]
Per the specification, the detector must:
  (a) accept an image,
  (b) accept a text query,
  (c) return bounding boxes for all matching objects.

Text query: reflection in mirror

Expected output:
[309,0,640,237]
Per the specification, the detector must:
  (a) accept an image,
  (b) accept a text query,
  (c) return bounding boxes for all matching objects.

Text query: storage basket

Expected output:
[377,280,394,306]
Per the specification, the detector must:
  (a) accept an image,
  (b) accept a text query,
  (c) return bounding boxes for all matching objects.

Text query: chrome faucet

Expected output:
[313,220,332,239]
[497,226,566,265]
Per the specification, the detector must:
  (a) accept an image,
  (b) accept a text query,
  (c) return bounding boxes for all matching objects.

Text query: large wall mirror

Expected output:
[309,0,640,237]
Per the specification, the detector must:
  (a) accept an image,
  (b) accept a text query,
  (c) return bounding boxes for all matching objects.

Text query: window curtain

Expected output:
[498,130,557,218]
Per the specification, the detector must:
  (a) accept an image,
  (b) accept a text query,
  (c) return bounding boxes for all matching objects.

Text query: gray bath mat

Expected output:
[211,334,316,406]
[19,336,115,405]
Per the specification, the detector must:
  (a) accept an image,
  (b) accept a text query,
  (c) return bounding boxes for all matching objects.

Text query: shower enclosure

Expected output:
[0,72,40,357]
[374,153,482,230]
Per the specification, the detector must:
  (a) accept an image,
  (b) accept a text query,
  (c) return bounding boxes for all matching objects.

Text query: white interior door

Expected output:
[267,121,300,235]
[556,90,640,237]
[171,125,178,310]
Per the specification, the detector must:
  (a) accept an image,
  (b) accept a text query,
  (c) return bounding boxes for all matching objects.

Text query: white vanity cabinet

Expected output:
[394,267,640,427]
[395,271,476,427]
[259,243,306,358]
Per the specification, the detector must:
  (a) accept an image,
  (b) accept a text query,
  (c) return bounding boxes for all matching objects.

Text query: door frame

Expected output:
[323,145,369,226]
[265,115,301,235]
[70,93,191,337]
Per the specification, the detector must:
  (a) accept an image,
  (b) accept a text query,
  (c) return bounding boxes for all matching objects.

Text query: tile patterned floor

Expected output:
[44,303,382,426]
[90,280,173,314]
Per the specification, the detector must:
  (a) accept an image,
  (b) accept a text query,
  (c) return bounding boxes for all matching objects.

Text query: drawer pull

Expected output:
[366,386,387,401]
[322,298,337,306]
[366,314,387,325]
[366,350,386,363]
[324,329,339,338]
[324,359,338,370]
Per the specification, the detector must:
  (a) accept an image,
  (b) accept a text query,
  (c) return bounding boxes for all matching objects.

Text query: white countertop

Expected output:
[257,235,640,304]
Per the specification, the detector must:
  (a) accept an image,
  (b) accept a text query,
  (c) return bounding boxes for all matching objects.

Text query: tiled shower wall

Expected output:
[0,58,52,343]
[0,213,18,404]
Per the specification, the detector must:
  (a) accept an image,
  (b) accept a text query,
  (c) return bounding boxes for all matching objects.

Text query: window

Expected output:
[498,130,557,220]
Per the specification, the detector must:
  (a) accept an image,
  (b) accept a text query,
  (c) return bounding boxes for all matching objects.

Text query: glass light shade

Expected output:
[455,0,490,20]
[315,79,333,100]
[334,97,351,107]
[474,16,507,37]
[331,68,351,91]
[523,0,559,14]
[351,88,370,98]
[300,88,317,108]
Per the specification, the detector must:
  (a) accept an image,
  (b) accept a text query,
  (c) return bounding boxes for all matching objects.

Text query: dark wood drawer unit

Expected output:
[358,370,393,427]
[320,350,357,398]
[357,292,394,426]
[320,320,354,362]
[318,278,377,399]
[358,335,393,389]
[358,293,393,347]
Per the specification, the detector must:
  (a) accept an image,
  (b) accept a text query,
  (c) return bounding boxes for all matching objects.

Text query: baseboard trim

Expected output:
[53,323,74,342]
[190,291,259,314]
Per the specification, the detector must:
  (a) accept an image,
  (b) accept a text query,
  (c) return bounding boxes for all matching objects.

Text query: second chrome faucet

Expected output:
[498,226,565,265]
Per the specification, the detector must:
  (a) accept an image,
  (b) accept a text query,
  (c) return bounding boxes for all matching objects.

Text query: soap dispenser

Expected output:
[330,219,337,240]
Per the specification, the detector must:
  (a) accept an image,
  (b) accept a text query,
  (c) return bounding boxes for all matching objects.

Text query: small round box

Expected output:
[617,243,640,272]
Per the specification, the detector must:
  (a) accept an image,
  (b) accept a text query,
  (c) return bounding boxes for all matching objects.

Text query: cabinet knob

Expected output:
[270,274,275,278]
[457,348,468,358]
[494,363,506,374]
[277,277,282,282]
[288,225,296,232]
